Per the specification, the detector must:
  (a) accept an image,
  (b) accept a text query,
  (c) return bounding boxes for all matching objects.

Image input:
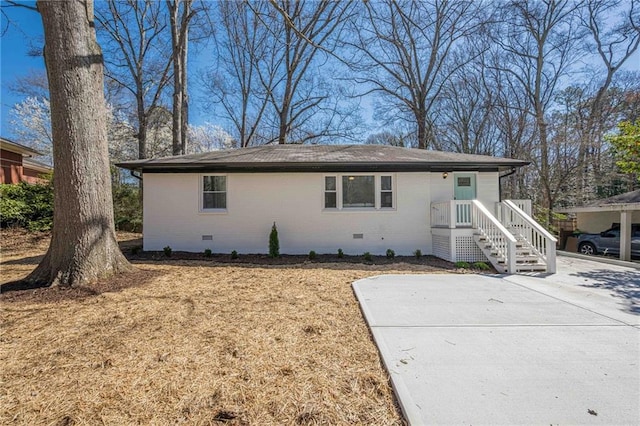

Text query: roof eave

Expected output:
[0,139,42,157]
[555,203,640,213]
[116,160,529,173]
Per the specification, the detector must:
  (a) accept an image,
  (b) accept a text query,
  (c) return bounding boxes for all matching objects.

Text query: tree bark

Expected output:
[169,0,183,155]
[168,0,192,155]
[26,0,132,288]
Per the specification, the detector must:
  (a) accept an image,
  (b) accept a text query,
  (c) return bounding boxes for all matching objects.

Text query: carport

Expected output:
[556,189,640,261]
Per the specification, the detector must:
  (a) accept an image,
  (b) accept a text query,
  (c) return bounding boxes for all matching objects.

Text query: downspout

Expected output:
[498,167,517,202]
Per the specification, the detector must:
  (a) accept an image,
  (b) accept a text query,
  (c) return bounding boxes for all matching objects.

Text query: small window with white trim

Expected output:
[202,175,227,210]
[380,175,393,208]
[324,176,337,208]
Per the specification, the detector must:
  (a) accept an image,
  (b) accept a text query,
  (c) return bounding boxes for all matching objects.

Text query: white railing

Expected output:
[472,200,517,273]
[431,200,473,228]
[495,199,531,221]
[510,199,532,215]
[500,200,557,273]
[431,200,451,227]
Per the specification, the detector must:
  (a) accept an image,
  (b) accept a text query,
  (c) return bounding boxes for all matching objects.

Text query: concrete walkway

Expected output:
[353,257,640,425]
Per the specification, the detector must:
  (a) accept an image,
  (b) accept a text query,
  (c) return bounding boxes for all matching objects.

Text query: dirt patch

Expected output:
[0,229,475,424]
[0,268,164,303]
[128,249,456,268]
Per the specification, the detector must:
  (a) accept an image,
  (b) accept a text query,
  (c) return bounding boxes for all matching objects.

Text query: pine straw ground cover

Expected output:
[1,229,465,425]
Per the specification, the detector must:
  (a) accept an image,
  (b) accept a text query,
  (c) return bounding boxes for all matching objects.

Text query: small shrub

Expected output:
[386,248,395,259]
[337,248,344,258]
[414,249,422,259]
[472,261,490,270]
[363,252,372,261]
[163,246,172,257]
[454,261,470,269]
[308,250,317,260]
[269,222,279,258]
[130,245,142,255]
[231,250,239,260]
[204,248,212,258]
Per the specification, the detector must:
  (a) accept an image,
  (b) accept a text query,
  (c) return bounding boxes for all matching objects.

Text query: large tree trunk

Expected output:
[168,0,192,156]
[180,21,189,154]
[26,0,132,288]
[169,0,183,156]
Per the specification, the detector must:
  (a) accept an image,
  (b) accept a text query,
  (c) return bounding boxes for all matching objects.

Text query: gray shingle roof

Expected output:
[117,144,529,173]
[585,190,640,206]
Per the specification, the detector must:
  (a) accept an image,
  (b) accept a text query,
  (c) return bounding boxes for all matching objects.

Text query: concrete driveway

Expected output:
[353,256,639,425]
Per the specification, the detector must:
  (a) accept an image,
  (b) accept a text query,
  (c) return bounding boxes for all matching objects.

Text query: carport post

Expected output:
[620,210,631,261]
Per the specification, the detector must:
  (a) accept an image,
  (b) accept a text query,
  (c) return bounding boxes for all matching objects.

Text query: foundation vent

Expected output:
[353,233,364,239]
[202,235,213,241]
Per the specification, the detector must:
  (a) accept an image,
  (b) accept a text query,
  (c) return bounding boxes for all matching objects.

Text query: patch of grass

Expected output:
[472,261,490,270]
[454,261,470,269]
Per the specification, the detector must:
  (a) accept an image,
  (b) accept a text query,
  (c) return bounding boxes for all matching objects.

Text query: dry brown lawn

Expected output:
[0,229,461,425]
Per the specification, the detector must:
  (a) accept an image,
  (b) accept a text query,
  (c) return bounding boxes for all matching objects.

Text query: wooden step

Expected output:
[514,264,547,272]
[516,255,541,263]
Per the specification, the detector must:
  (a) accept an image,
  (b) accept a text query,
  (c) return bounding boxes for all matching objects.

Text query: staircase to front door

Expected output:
[471,199,557,274]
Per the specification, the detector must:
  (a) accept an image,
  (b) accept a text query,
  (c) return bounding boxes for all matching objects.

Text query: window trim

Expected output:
[322,173,395,211]
[379,174,394,209]
[324,175,338,209]
[200,174,228,213]
[342,174,376,209]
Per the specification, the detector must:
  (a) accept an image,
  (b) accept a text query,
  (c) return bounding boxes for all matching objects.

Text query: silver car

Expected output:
[577,224,640,259]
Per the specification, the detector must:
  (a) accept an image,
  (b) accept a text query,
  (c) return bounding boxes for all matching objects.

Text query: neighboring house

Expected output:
[556,190,640,261]
[0,137,52,184]
[118,144,557,273]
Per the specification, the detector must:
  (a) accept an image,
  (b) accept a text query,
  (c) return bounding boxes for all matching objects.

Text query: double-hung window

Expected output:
[323,174,394,210]
[202,175,227,210]
[324,176,337,208]
[380,175,393,208]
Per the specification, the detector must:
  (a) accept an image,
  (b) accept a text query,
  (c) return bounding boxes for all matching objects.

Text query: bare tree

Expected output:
[347,0,486,149]
[167,0,198,155]
[256,0,357,144]
[95,0,172,159]
[573,0,640,201]
[203,0,273,147]
[434,53,500,155]
[23,0,131,288]
[365,129,410,147]
[9,70,50,100]
[491,0,582,221]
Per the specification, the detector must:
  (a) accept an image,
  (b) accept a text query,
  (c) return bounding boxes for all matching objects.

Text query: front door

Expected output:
[453,173,476,226]
[454,173,476,200]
